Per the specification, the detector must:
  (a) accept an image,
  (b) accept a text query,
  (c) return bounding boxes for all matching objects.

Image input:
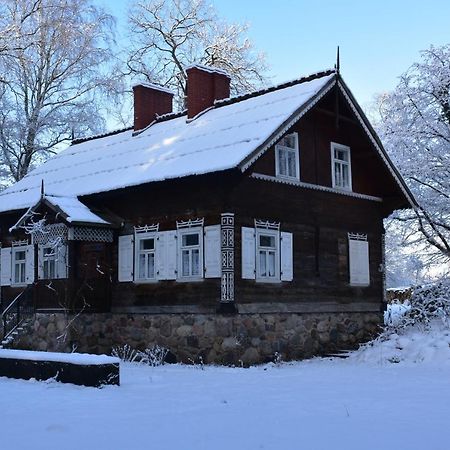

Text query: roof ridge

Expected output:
[214,68,336,109]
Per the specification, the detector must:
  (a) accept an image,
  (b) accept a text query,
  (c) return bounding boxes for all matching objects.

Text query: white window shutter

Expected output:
[118,235,134,282]
[156,232,167,280]
[280,232,293,281]
[204,225,221,278]
[157,230,177,280]
[56,244,68,279]
[1,247,12,286]
[37,246,44,280]
[166,230,177,280]
[25,244,35,284]
[349,239,370,286]
[242,227,256,279]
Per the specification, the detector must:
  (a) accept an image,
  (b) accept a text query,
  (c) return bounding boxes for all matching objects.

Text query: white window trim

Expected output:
[134,231,157,283]
[177,227,204,282]
[331,142,352,191]
[255,228,281,283]
[12,245,27,286]
[275,132,300,181]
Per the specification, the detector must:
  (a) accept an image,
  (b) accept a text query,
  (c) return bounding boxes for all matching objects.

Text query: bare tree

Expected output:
[0,0,120,183]
[127,0,269,107]
[375,44,450,278]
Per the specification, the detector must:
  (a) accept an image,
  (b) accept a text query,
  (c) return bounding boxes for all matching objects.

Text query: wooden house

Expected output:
[0,64,416,363]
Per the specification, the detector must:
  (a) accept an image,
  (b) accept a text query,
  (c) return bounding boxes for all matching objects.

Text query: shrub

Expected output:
[138,345,169,367]
[111,344,139,363]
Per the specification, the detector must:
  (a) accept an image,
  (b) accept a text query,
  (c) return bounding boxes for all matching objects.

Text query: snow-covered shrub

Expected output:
[138,345,169,367]
[400,282,450,329]
[111,344,139,363]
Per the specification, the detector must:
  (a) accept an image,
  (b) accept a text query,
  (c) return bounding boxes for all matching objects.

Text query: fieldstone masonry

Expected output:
[14,311,382,365]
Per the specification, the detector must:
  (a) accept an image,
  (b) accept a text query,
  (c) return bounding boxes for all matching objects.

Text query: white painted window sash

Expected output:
[275,132,300,180]
[331,142,352,191]
[255,228,280,282]
[177,227,203,281]
[134,232,157,283]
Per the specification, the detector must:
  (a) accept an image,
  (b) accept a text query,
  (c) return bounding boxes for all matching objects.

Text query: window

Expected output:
[275,133,299,180]
[13,246,26,285]
[242,225,293,282]
[37,243,68,280]
[42,246,56,279]
[331,143,352,190]
[118,222,221,283]
[135,234,156,281]
[179,229,202,279]
[256,230,279,280]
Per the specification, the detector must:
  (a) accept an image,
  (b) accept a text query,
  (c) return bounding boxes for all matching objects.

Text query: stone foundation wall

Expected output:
[15,311,383,365]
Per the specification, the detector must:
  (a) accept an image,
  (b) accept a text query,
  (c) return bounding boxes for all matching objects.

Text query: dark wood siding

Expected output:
[231,176,384,306]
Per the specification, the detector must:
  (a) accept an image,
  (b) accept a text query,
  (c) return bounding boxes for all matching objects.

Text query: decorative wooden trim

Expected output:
[134,224,159,233]
[250,172,383,202]
[254,219,280,230]
[220,212,235,303]
[68,227,113,242]
[32,223,68,245]
[176,218,204,229]
[348,232,368,241]
[12,239,28,247]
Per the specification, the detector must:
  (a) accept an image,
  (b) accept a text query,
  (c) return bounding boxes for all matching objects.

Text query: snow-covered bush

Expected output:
[399,282,450,329]
[111,344,139,363]
[352,282,450,365]
[138,345,169,367]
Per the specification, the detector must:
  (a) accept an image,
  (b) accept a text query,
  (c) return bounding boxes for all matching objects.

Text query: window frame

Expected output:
[331,142,352,191]
[134,231,157,283]
[41,245,57,280]
[275,132,300,181]
[255,228,280,283]
[177,227,204,281]
[12,245,27,286]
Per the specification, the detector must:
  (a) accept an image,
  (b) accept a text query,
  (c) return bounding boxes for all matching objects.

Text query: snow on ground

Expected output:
[0,305,449,450]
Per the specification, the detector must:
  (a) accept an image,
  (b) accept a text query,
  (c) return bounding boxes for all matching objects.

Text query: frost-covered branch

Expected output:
[126,0,269,108]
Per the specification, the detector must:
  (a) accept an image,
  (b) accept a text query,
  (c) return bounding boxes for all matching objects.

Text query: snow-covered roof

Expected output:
[43,195,110,225]
[0,71,337,214]
[10,194,110,230]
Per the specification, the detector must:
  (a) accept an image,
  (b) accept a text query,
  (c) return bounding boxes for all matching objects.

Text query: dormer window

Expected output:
[275,133,299,180]
[331,143,352,190]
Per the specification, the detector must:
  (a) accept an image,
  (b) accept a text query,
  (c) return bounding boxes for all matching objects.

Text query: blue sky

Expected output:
[100,0,450,107]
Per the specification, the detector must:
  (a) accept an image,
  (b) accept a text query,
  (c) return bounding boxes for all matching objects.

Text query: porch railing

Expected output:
[1,285,35,342]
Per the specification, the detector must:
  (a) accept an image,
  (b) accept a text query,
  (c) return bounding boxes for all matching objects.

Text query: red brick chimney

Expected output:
[132,83,174,131]
[186,65,231,119]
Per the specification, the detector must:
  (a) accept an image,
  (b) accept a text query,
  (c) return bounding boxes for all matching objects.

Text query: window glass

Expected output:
[140,238,154,250]
[260,235,275,248]
[182,233,199,247]
[15,250,25,261]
